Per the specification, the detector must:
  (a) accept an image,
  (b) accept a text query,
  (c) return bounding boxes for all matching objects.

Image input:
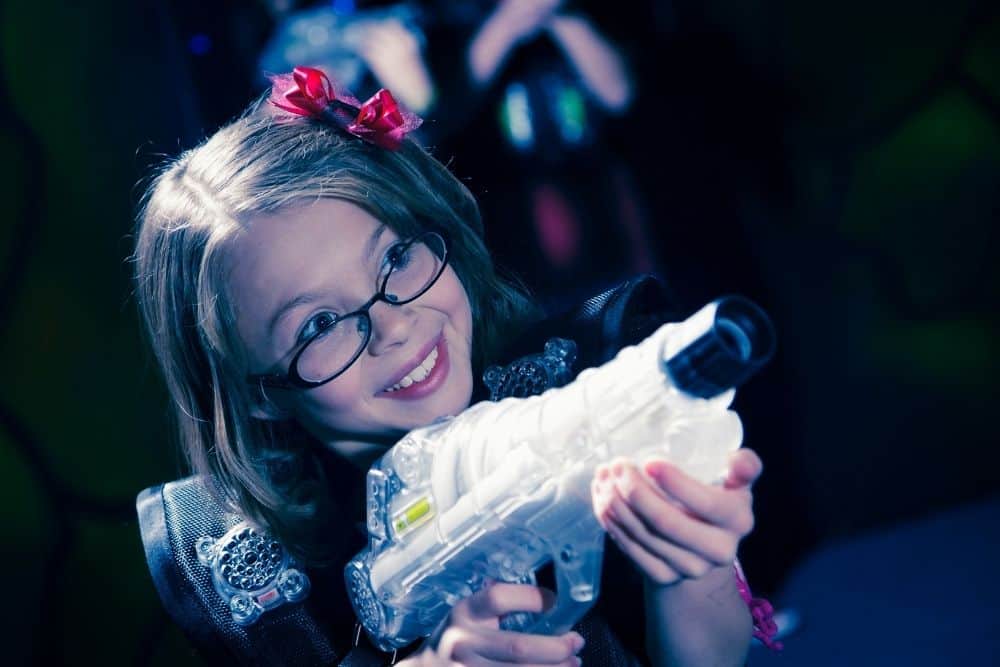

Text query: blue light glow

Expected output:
[189,34,212,56]
[331,0,356,15]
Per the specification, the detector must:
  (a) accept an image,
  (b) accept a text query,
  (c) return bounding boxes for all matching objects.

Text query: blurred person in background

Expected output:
[260,0,436,114]
[419,0,658,308]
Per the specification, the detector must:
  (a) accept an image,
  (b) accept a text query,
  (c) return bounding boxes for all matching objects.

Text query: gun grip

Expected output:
[510,528,606,636]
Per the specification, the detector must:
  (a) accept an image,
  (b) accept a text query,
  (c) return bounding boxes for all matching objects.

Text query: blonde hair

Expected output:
[134,97,538,562]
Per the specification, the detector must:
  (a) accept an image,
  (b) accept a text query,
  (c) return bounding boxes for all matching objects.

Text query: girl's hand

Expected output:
[354,18,435,113]
[405,583,584,666]
[493,0,564,43]
[591,449,762,587]
[469,0,562,86]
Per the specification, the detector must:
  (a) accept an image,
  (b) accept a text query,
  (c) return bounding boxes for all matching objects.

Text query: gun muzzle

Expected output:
[664,296,776,398]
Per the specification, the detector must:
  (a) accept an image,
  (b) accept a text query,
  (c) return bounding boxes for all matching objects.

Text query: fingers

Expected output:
[452,583,555,626]
[599,495,703,584]
[595,472,735,569]
[626,461,750,547]
[439,626,583,666]
[593,461,751,564]
[402,647,464,667]
[642,460,754,535]
[590,455,760,587]
[440,584,582,665]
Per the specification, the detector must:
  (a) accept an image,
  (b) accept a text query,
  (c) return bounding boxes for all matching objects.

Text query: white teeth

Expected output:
[385,346,439,392]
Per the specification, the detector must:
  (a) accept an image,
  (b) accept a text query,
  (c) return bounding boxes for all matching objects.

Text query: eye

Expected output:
[382,241,414,273]
[298,311,339,343]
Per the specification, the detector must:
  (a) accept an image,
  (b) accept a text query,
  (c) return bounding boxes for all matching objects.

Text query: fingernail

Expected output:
[648,461,672,478]
[595,465,609,481]
[611,461,624,478]
[571,632,585,651]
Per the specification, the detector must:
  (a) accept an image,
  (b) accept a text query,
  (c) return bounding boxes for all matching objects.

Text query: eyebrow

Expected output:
[364,223,389,270]
[266,224,388,338]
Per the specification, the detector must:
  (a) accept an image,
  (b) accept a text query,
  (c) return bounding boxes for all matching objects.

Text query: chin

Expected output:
[409,397,469,430]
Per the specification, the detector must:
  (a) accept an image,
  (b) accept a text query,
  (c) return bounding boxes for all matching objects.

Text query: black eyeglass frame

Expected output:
[246,231,449,391]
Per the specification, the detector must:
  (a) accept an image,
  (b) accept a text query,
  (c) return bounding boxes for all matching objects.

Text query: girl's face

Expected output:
[227,199,475,443]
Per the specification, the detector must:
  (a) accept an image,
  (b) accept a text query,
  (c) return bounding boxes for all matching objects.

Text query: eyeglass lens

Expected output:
[295,234,446,383]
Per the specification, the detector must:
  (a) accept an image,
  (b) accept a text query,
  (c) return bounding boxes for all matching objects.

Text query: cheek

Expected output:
[446,275,474,343]
[462,293,473,341]
[456,309,472,348]
[294,372,368,423]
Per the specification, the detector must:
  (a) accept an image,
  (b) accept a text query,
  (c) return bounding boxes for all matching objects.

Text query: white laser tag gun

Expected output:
[346,297,776,651]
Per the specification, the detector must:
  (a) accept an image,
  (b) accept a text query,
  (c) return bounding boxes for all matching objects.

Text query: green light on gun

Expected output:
[392,497,434,537]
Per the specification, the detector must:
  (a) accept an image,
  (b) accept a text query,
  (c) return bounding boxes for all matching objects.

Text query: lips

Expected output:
[384,345,439,391]
[377,335,450,401]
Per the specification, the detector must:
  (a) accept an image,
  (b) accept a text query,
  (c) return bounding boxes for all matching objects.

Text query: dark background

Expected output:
[1,0,997,664]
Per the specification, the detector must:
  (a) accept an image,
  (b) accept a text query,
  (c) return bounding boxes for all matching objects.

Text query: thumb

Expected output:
[724,448,763,490]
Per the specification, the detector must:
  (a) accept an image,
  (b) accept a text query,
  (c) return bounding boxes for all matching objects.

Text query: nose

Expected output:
[366,301,415,356]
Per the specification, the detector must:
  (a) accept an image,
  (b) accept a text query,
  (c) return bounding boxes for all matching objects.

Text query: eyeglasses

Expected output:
[247,231,449,391]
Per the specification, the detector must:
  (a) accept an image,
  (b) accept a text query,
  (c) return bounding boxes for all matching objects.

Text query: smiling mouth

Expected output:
[378,336,450,401]
[383,345,440,392]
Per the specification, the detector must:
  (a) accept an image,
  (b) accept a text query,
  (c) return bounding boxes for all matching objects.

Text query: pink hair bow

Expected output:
[268,66,422,150]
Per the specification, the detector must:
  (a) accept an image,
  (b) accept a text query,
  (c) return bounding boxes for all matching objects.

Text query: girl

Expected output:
[134,66,769,666]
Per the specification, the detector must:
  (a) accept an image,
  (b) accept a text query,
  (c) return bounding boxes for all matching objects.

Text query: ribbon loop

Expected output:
[268,66,422,150]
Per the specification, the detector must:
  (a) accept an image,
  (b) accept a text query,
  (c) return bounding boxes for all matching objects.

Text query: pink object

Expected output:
[734,559,783,650]
[532,183,580,269]
[347,88,422,151]
[268,66,422,150]
[269,66,339,116]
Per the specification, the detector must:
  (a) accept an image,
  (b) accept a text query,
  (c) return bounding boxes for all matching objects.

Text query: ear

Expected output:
[249,386,291,421]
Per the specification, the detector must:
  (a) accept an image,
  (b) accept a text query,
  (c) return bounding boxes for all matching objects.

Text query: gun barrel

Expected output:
[664,296,776,398]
